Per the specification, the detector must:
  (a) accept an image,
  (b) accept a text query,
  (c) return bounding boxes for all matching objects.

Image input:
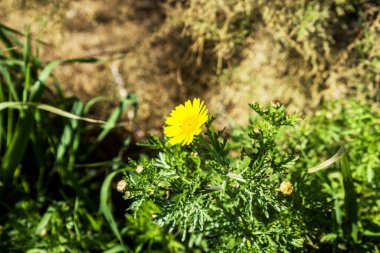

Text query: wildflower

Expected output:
[136,165,144,174]
[164,98,208,145]
[280,181,293,195]
[116,180,127,192]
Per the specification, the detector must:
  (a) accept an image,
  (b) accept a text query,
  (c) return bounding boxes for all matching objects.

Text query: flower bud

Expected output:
[136,165,144,174]
[191,151,199,157]
[280,181,293,196]
[40,228,48,237]
[253,128,260,134]
[116,180,128,192]
[124,191,131,199]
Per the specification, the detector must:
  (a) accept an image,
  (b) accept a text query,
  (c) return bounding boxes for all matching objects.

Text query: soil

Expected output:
[0,0,309,141]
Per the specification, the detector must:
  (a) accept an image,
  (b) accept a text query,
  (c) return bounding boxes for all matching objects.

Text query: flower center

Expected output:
[181,117,197,134]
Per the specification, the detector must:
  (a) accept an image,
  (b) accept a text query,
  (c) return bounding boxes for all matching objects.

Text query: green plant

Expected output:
[123,201,185,253]
[282,100,380,251]
[120,99,380,252]
[121,102,313,252]
[3,199,117,252]
[0,23,137,252]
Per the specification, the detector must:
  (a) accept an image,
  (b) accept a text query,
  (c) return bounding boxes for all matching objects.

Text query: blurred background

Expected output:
[2,0,378,136]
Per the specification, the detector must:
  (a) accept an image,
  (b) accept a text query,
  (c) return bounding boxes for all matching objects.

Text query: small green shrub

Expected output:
[122,102,312,252]
[122,99,380,252]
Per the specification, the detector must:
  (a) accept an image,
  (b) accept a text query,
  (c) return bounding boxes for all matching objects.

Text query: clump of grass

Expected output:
[162,0,379,99]
[0,23,138,252]
[280,100,380,251]
[125,0,379,118]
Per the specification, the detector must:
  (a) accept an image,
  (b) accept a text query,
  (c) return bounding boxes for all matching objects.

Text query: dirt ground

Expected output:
[0,0,310,139]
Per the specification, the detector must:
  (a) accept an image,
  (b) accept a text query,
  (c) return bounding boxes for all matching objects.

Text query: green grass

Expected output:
[0,23,138,252]
[281,100,380,251]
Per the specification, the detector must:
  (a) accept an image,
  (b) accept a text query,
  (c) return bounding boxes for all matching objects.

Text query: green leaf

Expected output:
[0,102,106,123]
[100,170,124,244]
[34,206,56,236]
[308,146,347,173]
[0,65,19,101]
[341,152,359,243]
[103,245,131,253]
[22,26,31,102]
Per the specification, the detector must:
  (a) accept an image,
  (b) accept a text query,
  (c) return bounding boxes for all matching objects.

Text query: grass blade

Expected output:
[29,57,105,102]
[100,170,124,244]
[1,113,33,184]
[0,80,3,155]
[55,100,84,165]
[97,98,134,141]
[22,26,31,102]
[66,103,82,173]
[85,95,137,157]
[6,93,13,146]
[0,22,50,46]
[83,96,109,114]
[308,146,347,173]
[0,102,106,124]
[74,159,125,168]
[34,206,56,236]
[0,25,21,58]
[103,245,130,253]
[341,152,359,244]
[0,65,20,101]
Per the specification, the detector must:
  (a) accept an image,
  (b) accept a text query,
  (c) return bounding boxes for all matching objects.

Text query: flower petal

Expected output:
[164,98,208,145]
[169,134,186,145]
[164,126,181,137]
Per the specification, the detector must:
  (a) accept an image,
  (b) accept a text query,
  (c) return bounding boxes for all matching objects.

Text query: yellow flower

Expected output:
[164,98,208,145]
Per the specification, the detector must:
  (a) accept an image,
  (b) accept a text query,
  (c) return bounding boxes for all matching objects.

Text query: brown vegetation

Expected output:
[1,0,378,137]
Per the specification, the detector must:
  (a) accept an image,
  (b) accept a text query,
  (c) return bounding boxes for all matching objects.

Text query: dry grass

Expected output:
[1,0,379,136]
